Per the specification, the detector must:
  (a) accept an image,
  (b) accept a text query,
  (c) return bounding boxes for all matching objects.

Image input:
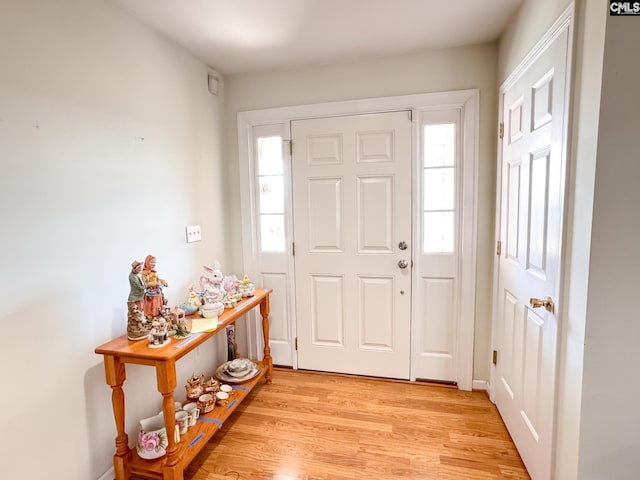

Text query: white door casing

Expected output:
[292,111,412,379]
[491,8,572,480]
[237,90,478,389]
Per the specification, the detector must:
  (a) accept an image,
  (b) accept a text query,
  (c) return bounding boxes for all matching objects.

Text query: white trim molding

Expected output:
[97,467,114,480]
[238,90,479,390]
[473,380,489,391]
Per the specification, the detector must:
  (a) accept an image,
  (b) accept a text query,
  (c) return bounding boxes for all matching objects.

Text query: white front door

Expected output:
[493,21,570,480]
[292,111,412,379]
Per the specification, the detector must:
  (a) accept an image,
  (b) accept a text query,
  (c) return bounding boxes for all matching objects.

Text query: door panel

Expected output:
[292,111,412,379]
[357,176,394,252]
[307,178,343,251]
[358,275,394,350]
[494,24,570,480]
[259,273,290,349]
[310,274,344,346]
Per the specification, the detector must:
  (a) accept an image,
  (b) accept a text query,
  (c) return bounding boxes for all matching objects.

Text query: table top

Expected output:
[95,288,272,363]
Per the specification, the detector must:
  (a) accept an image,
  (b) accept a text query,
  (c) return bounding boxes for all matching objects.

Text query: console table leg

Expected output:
[157,361,180,476]
[260,297,273,384]
[104,356,130,480]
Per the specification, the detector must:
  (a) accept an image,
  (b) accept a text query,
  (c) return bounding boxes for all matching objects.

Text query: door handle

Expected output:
[398,259,408,269]
[529,296,554,314]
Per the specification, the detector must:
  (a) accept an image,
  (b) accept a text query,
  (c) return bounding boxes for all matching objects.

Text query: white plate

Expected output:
[227,358,254,372]
[225,367,252,377]
[215,362,260,383]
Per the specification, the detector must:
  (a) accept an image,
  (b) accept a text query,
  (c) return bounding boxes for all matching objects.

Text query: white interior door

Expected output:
[493,23,570,480]
[292,111,412,379]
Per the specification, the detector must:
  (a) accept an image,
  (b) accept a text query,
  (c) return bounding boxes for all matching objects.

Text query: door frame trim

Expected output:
[238,90,479,390]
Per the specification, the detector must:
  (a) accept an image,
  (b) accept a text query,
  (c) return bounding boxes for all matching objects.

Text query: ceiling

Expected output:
[112,0,523,75]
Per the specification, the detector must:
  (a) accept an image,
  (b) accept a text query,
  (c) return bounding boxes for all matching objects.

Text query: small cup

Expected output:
[220,384,233,394]
[175,410,188,435]
[216,391,229,406]
[183,402,200,427]
[198,393,215,413]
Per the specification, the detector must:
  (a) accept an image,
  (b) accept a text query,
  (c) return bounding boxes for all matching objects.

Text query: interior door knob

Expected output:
[529,296,554,314]
[398,259,408,269]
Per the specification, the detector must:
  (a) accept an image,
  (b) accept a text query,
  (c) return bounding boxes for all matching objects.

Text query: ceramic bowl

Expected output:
[200,304,218,318]
[179,303,198,315]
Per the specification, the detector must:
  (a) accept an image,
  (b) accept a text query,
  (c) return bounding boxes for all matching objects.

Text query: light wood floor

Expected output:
[183,368,530,480]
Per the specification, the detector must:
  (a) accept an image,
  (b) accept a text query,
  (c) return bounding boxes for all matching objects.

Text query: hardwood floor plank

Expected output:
[180,368,529,480]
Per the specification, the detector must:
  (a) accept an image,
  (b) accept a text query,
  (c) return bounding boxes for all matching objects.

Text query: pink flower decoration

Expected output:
[139,432,160,451]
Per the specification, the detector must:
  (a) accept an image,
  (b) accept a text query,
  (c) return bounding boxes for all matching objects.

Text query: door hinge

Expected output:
[285,139,293,156]
[292,242,295,256]
[492,350,498,365]
[496,240,502,256]
[499,122,504,140]
[295,337,298,351]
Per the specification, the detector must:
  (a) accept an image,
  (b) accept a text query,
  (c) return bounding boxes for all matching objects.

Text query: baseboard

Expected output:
[97,466,114,480]
[472,379,489,391]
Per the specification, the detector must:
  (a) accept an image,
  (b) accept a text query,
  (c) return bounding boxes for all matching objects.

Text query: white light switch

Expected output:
[186,225,201,243]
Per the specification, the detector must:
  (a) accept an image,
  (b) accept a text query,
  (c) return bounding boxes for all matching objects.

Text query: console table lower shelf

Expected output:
[130,360,268,480]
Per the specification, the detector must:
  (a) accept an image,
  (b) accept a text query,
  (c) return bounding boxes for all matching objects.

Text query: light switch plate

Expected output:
[186,225,201,243]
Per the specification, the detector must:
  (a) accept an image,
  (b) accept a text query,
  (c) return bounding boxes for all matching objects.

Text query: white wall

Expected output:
[0,1,229,479]
[578,11,640,479]
[225,44,499,381]
[498,0,573,82]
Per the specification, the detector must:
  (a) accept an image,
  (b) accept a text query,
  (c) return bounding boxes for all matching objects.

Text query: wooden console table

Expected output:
[95,288,273,480]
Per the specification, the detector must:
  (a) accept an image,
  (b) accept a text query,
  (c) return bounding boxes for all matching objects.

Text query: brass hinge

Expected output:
[492,350,498,365]
[295,337,298,350]
[292,242,295,256]
[285,139,293,156]
[499,122,504,140]
[496,240,502,256]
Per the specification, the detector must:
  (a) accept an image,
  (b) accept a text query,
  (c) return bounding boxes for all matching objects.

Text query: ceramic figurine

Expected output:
[203,376,220,394]
[142,255,168,319]
[238,274,255,297]
[198,263,225,316]
[221,275,242,308]
[227,325,237,361]
[127,260,151,341]
[178,284,202,315]
[174,318,191,339]
[222,275,240,296]
[160,305,186,336]
[147,318,170,348]
[185,374,204,402]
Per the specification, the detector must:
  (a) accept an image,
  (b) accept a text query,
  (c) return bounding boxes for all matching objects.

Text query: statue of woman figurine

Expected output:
[142,255,168,319]
[127,260,151,340]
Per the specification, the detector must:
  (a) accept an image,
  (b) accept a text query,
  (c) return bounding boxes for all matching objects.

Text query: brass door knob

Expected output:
[529,296,554,314]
